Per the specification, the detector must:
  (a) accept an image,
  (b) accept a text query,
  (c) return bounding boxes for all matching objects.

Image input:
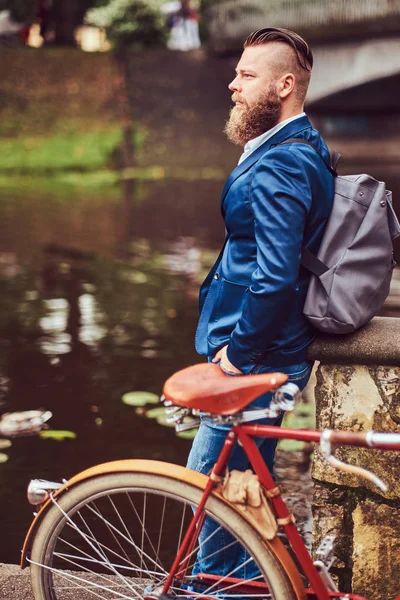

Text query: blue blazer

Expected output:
[195,115,334,373]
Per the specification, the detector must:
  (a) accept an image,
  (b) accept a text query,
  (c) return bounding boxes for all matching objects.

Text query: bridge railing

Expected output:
[207,0,400,51]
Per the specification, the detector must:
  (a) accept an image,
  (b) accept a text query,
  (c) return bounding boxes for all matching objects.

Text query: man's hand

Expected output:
[212,345,243,375]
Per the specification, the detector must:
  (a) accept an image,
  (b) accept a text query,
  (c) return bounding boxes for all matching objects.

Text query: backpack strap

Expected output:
[279,138,338,177]
[331,150,341,172]
[278,137,336,277]
[301,247,329,276]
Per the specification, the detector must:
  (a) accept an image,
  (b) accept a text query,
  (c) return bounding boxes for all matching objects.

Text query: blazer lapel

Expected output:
[221,115,312,210]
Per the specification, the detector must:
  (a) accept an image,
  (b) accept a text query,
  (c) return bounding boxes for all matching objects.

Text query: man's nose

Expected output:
[228,76,241,92]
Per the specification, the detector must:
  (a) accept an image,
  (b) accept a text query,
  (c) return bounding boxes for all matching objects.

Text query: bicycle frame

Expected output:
[162,423,387,600]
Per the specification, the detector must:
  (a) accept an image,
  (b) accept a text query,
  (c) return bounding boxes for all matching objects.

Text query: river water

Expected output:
[0,163,399,565]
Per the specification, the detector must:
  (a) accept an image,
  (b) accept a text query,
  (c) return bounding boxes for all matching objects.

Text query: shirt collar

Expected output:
[238,112,306,164]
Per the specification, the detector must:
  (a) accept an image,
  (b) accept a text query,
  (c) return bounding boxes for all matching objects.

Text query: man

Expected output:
[187,27,334,579]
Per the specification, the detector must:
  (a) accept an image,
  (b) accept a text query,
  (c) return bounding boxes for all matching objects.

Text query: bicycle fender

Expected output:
[21,459,306,600]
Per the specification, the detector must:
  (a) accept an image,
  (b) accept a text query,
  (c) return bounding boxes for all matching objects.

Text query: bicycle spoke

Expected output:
[60,529,143,575]
[125,491,163,570]
[140,492,146,577]
[156,495,167,560]
[195,555,256,597]
[76,508,117,564]
[29,558,142,600]
[50,497,142,599]
[105,495,149,573]
[176,523,229,575]
[52,550,133,590]
[84,499,166,576]
[177,502,187,556]
[32,477,290,600]
[62,521,156,580]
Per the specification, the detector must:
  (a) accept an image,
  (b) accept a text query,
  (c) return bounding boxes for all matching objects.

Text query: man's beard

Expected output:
[224,86,282,146]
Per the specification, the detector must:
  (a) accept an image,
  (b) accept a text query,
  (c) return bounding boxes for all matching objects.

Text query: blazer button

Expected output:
[214,272,220,280]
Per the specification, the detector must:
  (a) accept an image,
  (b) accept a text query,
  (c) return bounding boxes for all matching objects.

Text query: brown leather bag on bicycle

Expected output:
[222,469,278,540]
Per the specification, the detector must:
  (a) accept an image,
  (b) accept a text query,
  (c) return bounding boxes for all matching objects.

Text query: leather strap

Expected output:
[278,137,335,277]
[265,486,281,498]
[277,514,296,526]
[301,247,329,276]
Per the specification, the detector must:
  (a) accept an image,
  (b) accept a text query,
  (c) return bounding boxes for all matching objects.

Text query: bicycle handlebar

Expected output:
[241,425,400,451]
[328,430,400,451]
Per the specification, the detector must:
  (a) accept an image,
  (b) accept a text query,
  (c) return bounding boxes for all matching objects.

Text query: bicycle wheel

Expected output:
[30,471,298,600]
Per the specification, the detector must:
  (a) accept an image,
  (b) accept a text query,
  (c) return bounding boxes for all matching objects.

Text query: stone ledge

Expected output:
[308,317,400,365]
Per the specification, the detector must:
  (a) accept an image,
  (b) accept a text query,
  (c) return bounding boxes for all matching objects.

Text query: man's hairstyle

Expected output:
[244,27,313,73]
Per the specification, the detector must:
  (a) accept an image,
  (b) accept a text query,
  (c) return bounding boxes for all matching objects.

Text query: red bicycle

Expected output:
[22,363,400,600]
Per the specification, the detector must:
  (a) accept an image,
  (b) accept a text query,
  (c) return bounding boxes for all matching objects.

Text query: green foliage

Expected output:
[0,128,123,173]
[0,0,35,22]
[85,0,168,49]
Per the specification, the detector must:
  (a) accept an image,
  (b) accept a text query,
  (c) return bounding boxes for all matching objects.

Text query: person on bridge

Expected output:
[187,27,335,578]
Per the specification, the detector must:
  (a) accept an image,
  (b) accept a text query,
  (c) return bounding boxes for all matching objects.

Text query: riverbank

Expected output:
[0,48,122,182]
[2,47,400,182]
[0,47,235,187]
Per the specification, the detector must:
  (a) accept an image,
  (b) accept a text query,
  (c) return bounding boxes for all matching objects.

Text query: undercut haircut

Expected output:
[244,27,313,72]
[244,27,313,104]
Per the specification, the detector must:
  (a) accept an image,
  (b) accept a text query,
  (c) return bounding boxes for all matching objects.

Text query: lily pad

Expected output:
[145,407,167,419]
[156,415,175,428]
[0,440,11,450]
[0,453,8,463]
[122,391,159,407]
[39,430,77,441]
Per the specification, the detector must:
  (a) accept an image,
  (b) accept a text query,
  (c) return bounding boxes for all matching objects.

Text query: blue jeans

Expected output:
[186,360,312,582]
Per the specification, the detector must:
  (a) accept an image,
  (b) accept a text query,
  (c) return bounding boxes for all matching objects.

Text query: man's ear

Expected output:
[278,73,295,99]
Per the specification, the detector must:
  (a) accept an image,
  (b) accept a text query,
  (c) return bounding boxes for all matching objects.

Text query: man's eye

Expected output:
[243,74,254,79]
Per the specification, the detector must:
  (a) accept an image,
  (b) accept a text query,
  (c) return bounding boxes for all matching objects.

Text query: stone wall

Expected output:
[308,318,400,599]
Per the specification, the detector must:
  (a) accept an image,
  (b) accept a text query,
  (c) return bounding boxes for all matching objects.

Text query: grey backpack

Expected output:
[282,139,400,334]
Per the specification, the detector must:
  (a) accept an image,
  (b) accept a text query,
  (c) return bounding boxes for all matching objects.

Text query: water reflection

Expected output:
[0,170,399,565]
[39,298,71,355]
[0,182,221,563]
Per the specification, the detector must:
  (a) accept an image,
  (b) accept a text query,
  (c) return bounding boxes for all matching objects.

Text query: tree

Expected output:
[50,0,97,46]
[85,1,168,171]
[85,0,168,49]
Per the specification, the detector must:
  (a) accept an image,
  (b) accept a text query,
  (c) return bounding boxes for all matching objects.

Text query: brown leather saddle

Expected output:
[163,363,288,416]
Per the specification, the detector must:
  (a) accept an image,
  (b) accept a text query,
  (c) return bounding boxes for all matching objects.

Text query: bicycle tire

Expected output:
[30,471,298,600]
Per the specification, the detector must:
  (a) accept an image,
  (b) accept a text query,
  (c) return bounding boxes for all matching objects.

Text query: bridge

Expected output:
[207,0,400,110]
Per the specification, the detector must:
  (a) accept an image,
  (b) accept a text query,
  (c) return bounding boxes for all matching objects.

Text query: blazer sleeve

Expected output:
[226,146,314,371]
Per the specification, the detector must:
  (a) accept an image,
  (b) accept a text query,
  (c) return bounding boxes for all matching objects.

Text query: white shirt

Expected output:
[238,112,306,165]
